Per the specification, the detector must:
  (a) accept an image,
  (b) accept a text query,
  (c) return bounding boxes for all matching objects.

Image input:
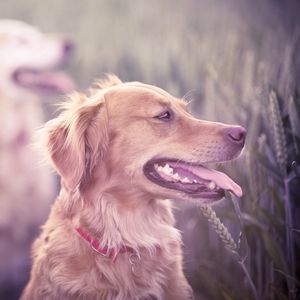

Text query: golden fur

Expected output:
[22,75,244,300]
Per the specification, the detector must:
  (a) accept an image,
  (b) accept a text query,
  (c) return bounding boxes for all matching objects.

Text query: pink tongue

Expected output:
[189,165,243,197]
[20,70,75,93]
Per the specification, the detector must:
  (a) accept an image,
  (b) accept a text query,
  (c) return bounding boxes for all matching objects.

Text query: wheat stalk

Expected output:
[200,203,259,300]
[269,91,296,299]
[199,205,238,254]
[269,90,288,174]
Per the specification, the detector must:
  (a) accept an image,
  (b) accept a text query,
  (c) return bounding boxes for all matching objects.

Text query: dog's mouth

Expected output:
[143,158,242,201]
[12,67,74,94]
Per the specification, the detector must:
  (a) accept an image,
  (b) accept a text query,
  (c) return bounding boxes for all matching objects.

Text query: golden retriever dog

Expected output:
[0,19,74,298]
[22,75,246,300]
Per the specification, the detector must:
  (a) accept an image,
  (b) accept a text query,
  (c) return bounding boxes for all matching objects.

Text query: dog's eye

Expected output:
[155,110,172,121]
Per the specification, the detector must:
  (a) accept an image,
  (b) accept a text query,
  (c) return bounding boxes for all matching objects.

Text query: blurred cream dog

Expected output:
[0,19,74,298]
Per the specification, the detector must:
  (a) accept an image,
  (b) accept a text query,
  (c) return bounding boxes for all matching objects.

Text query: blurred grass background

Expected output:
[1,0,300,299]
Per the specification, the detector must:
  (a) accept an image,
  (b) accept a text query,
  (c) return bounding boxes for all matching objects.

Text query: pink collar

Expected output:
[75,227,135,262]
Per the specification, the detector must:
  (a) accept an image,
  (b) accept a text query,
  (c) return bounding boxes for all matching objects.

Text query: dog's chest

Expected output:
[90,248,171,299]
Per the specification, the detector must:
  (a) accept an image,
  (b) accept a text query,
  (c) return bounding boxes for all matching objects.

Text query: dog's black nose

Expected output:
[225,126,247,145]
[63,40,74,55]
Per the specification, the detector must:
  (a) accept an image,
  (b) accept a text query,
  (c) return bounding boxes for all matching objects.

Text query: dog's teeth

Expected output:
[171,173,180,182]
[193,180,198,183]
[164,164,171,171]
[162,164,173,175]
[208,181,216,190]
[173,173,180,180]
[157,165,163,171]
[182,177,191,183]
[167,164,173,171]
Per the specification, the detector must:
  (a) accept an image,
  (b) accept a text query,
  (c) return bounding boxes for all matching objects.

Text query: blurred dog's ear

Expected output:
[45,93,109,191]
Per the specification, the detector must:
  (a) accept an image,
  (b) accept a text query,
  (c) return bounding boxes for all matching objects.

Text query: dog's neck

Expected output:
[64,185,181,255]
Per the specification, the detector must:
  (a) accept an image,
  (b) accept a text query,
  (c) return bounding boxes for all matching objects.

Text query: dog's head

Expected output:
[45,75,246,206]
[0,19,74,98]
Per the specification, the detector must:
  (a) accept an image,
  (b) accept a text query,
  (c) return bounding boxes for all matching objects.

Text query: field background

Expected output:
[0,0,300,299]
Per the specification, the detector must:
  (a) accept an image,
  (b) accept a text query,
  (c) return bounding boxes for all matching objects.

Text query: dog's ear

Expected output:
[45,93,109,190]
